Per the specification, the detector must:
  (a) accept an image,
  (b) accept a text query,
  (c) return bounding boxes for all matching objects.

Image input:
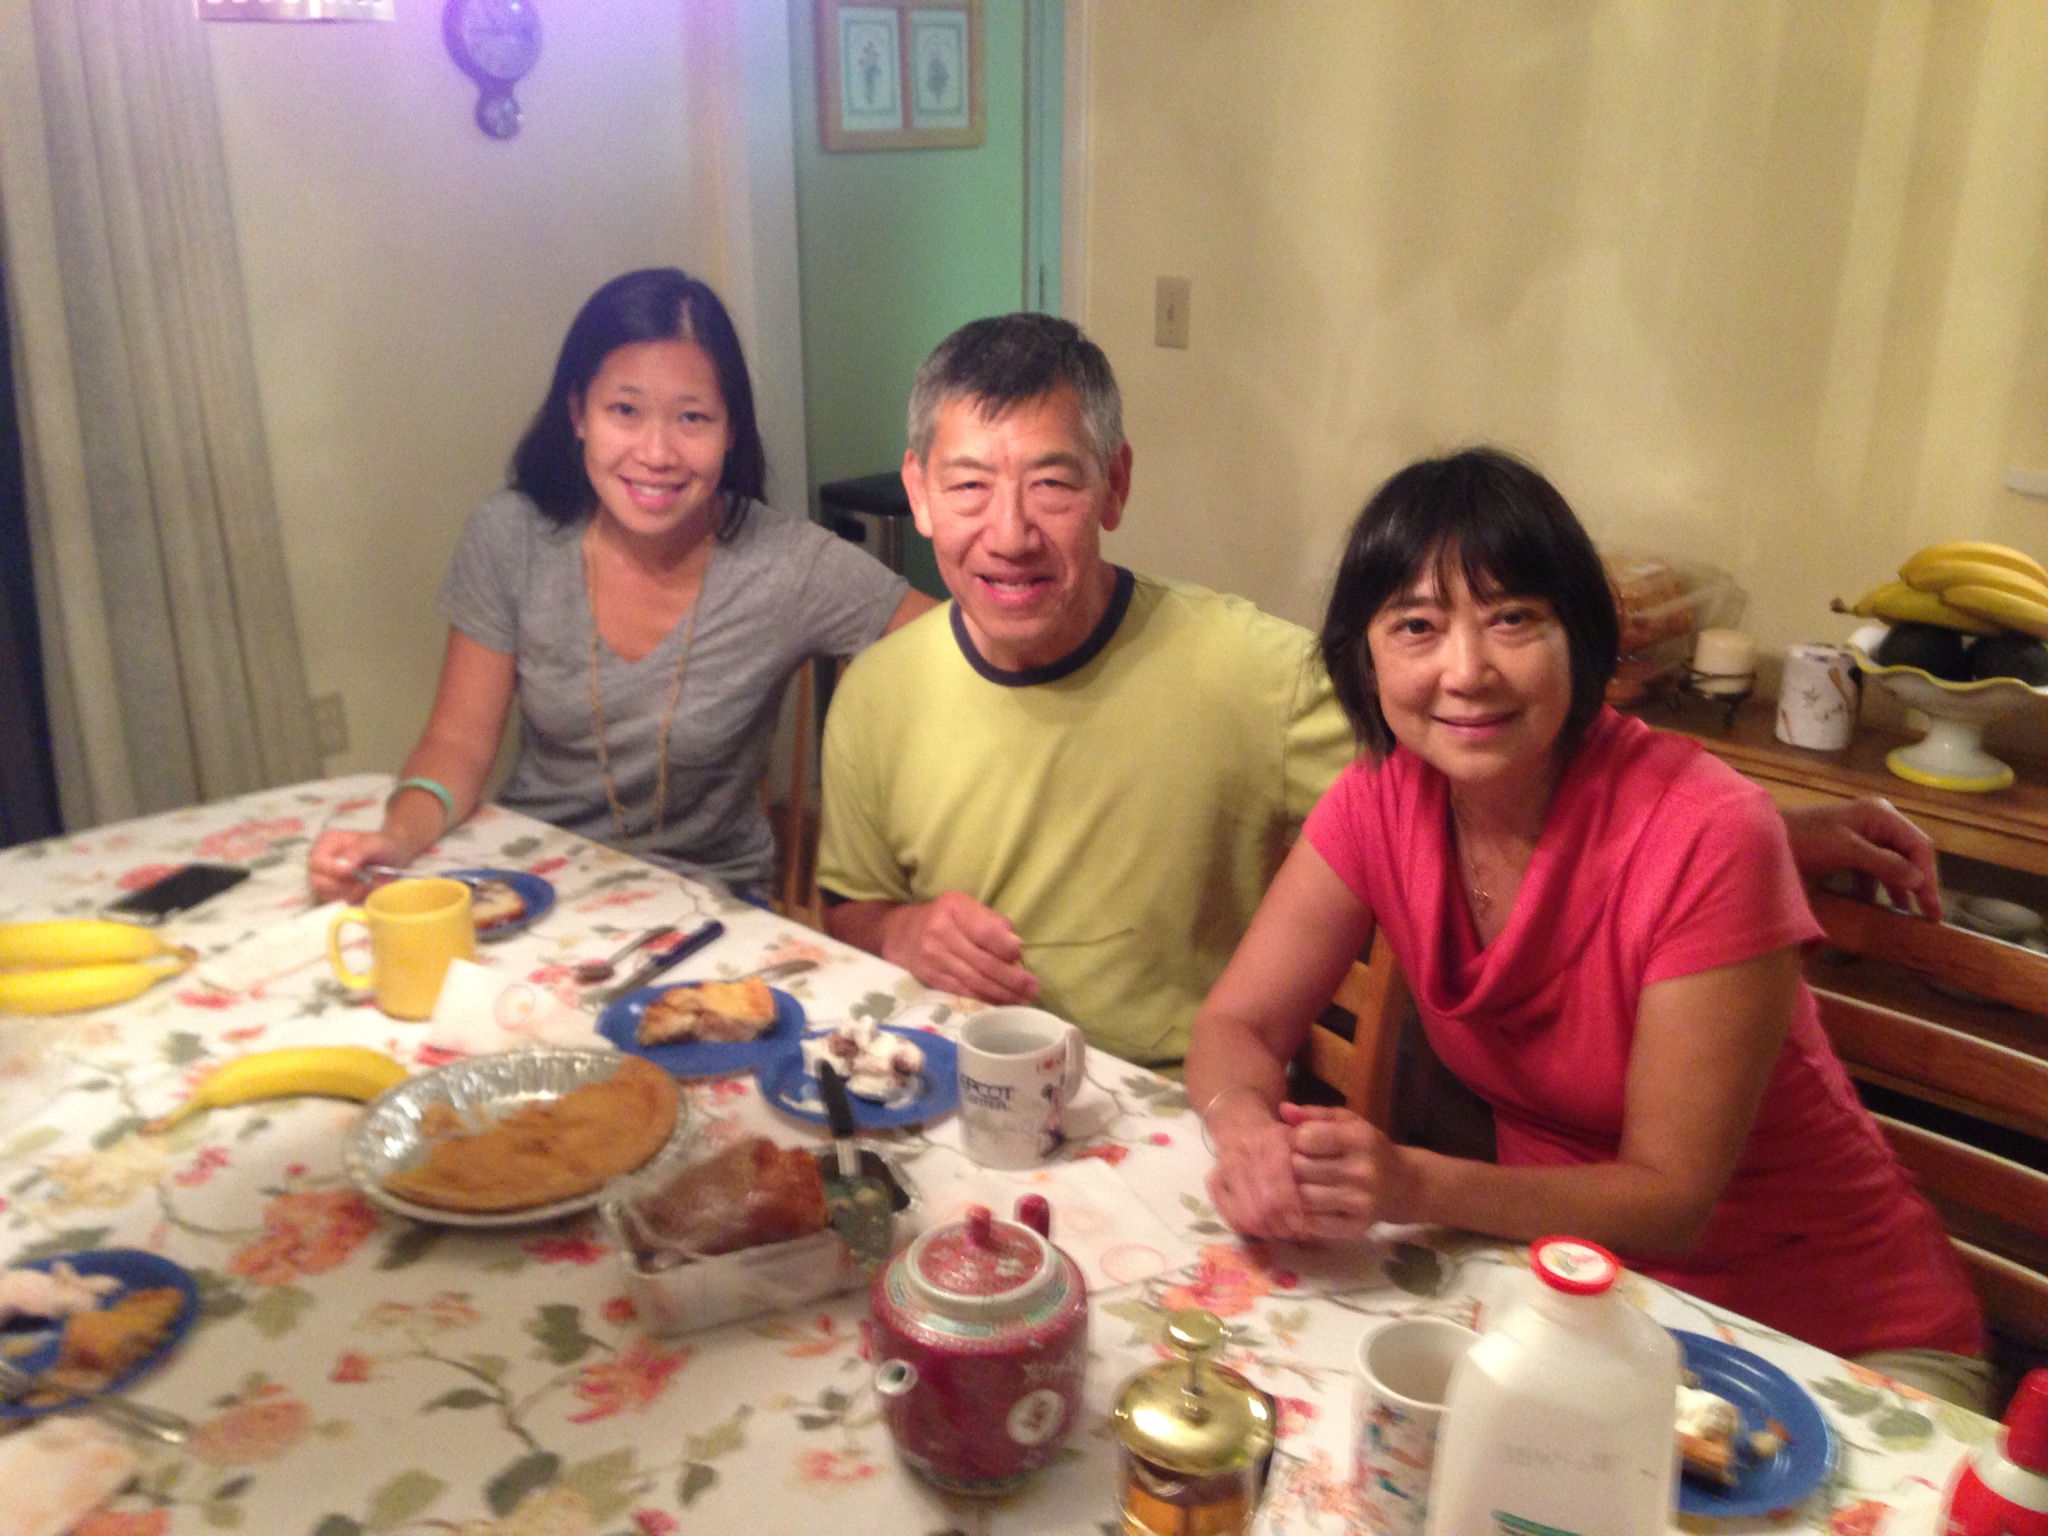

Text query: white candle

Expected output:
[1692,628,1757,678]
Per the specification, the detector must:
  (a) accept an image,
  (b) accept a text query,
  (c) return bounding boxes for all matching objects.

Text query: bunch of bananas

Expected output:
[0,920,194,1015]
[1844,541,2048,638]
[145,1046,410,1132]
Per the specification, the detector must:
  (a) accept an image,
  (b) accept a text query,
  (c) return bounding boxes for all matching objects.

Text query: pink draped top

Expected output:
[1304,707,1981,1358]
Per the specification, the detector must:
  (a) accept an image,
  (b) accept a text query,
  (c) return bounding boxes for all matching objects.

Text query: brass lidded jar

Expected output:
[1112,1308,1277,1536]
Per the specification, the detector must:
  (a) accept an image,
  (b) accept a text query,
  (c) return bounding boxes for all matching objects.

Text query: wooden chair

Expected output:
[1300,928,1410,1130]
[762,658,825,928]
[1805,891,2048,1390]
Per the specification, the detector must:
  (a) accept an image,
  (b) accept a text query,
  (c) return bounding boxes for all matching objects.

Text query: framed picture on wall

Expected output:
[816,0,984,151]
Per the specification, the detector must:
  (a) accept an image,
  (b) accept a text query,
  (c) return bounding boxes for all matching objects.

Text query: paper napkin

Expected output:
[423,958,606,1056]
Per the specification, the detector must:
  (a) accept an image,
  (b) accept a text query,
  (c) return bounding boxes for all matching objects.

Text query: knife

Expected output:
[597,919,725,1004]
[817,1062,895,1272]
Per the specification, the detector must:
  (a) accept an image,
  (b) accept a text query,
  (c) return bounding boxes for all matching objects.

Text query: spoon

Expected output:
[0,1356,190,1446]
[572,927,675,986]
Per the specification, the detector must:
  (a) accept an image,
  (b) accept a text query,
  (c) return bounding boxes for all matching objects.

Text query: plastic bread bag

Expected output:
[1600,550,1742,704]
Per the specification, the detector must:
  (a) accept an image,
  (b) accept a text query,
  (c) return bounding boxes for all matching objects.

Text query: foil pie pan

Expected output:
[345,1047,694,1228]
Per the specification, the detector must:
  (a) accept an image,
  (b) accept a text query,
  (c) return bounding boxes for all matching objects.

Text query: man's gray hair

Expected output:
[906,313,1124,470]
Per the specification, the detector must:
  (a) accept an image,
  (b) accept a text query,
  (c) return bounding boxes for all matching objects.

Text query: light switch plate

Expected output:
[1155,276,1191,349]
[313,692,349,756]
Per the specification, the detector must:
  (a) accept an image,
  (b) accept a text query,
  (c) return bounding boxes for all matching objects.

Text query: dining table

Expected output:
[0,774,1999,1536]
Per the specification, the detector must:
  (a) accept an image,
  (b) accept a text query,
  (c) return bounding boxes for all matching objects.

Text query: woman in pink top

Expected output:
[1184,448,1985,1404]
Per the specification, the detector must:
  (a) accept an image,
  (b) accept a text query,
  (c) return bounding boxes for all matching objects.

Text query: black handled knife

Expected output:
[597,919,724,1004]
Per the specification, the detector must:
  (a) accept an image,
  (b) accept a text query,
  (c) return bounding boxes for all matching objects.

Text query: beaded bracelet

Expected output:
[389,776,456,834]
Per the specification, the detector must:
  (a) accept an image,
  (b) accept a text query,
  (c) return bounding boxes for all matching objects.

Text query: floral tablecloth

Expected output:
[0,777,1991,1536]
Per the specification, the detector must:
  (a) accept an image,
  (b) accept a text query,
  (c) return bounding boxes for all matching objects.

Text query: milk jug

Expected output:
[1423,1236,1679,1536]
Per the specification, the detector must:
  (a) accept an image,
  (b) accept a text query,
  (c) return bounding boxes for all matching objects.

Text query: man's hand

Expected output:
[880,890,1040,1004]
[1782,798,1942,920]
[1205,1095,1309,1241]
[1281,1103,1414,1241]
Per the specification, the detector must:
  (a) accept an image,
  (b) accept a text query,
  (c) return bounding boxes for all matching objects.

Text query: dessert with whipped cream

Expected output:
[800,1018,925,1103]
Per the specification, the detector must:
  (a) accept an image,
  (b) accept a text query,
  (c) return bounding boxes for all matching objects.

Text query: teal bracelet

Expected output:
[390,776,457,831]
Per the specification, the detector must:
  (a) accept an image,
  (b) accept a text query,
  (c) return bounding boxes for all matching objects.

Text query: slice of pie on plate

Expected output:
[1676,1383,1742,1486]
[636,977,778,1046]
[467,878,527,931]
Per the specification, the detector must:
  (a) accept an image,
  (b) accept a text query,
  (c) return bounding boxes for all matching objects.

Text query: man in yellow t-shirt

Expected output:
[816,313,1350,1065]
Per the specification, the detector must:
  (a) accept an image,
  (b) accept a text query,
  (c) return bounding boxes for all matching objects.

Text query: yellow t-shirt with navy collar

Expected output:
[817,567,1354,1066]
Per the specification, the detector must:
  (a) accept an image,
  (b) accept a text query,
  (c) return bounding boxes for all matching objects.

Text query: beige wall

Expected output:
[204,2,716,775]
[1075,3,2048,720]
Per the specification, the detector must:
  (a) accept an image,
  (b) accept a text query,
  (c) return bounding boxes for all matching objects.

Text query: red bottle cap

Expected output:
[2005,1370,2048,1473]
[1530,1236,1622,1296]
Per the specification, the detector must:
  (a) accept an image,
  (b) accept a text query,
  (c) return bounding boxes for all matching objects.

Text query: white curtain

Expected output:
[4,0,319,829]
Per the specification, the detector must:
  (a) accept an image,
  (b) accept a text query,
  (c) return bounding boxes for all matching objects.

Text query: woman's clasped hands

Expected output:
[1205,1098,1415,1243]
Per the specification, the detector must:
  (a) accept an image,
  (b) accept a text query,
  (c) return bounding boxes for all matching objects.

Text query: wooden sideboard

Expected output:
[1637,694,2048,878]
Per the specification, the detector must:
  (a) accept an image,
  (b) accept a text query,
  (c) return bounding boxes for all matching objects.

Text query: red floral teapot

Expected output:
[868,1194,1089,1496]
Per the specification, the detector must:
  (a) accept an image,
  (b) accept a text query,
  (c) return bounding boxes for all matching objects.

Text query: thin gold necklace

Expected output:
[583,535,710,845]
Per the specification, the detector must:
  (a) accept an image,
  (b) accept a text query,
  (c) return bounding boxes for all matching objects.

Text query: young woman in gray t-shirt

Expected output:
[308,269,930,901]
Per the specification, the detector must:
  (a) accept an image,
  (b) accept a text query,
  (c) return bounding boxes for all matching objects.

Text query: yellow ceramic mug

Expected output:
[328,878,475,1020]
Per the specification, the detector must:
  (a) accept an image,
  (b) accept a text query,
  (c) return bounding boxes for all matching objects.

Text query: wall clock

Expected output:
[443,0,541,140]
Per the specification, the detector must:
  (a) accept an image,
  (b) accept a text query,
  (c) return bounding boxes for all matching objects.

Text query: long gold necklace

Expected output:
[1450,807,1533,923]
[584,537,710,845]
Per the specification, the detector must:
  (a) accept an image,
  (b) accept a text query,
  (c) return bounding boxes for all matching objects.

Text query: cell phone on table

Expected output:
[104,862,251,924]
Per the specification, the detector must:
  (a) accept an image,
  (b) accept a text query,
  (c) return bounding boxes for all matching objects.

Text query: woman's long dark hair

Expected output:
[1320,448,1620,760]
[510,269,767,539]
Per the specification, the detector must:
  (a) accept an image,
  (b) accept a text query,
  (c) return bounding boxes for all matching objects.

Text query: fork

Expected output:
[0,1355,191,1444]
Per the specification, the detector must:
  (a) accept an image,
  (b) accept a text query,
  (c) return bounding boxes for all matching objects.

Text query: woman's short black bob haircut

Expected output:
[1319,447,1620,761]
[510,269,766,540]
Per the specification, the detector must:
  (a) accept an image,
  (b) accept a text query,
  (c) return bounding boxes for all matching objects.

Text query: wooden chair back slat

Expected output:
[1301,928,1408,1130]
[1815,994,2048,1142]
[1811,892,2048,1014]
[1956,1242,2048,1353]
[1877,1116,2048,1252]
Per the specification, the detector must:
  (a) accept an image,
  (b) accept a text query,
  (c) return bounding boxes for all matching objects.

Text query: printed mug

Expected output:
[1353,1316,1477,1536]
[1776,643,1861,751]
[328,877,475,1021]
[956,1007,1087,1169]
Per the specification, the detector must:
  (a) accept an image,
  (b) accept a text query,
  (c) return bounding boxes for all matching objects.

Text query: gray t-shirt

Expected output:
[439,490,908,896]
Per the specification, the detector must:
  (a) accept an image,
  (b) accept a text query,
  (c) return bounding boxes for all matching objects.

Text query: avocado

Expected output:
[1874,622,1972,680]
[1968,631,2048,686]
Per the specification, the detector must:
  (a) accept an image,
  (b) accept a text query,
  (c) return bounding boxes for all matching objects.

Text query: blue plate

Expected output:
[0,1249,199,1418]
[597,985,806,1077]
[757,1027,959,1130]
[442,868,555,940]
[1673,1330,1838,1518]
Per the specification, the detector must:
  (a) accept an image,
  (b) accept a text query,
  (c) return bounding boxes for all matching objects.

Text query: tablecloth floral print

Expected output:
[0,777,1992,1535]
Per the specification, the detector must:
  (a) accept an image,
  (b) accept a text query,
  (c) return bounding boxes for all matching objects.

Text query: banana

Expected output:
[145,1045,410,1132]
[0,920,176,969]
[1839,581,1999,634]
[1899,558,2048,607]
[0,951,192,1015]
[1900,541,2048,591]
[1940,584,2048,640]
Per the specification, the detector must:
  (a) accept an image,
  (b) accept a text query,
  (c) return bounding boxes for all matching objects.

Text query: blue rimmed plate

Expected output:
[757,1027,959,1130]
[597,985,806,1077]
[0,1249,199,1418]
[1673,1330,1838,1518]
[441,868,555,940]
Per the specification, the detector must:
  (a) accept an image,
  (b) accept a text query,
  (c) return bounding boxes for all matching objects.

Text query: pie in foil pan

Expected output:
[345,1047,694,1228]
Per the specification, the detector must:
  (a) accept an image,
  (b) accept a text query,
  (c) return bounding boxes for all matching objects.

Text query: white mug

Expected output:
[1776,643,1861,751]
[956,1007,1087,1169]
[1353,1316,1476,1536]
